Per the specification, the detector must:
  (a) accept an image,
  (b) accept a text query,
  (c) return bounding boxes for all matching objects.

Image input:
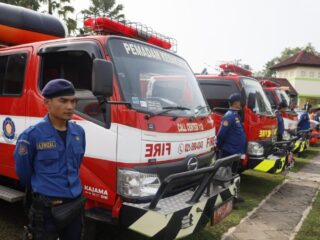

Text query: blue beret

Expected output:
[229,93,241,103]
[41,79,75,98]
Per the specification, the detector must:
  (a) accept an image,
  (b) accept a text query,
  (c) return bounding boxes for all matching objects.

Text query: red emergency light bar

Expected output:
[260,80,280,88]
[219,64,252,77]
[84,17,174,50]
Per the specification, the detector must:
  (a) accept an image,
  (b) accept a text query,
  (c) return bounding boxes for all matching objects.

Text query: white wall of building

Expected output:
[275,66,320,97]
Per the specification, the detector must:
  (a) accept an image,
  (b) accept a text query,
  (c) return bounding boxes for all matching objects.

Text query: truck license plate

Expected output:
[211,200,233,225]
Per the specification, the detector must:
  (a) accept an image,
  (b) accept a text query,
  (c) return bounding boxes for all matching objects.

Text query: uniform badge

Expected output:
[18,144,28,155]
[75,136,80,141]
[223,120,229,126]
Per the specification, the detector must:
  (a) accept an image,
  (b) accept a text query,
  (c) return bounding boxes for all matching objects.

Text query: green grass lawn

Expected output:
[292,144,320,172]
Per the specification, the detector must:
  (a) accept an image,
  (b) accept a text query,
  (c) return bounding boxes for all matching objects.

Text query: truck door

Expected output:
[199,80,240,131]
[0,50,29,179]
[37,41,118,205]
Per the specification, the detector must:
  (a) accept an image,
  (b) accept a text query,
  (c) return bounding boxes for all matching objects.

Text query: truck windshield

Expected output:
[107,38,209,117]
[242,78,273,116]
[275,89,290,106]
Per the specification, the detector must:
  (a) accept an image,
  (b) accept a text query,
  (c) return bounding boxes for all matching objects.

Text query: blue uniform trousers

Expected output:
[29,196,82,240]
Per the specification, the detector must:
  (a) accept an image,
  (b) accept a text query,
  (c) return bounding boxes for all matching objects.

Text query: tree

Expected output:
[0,0,40,11]
[81,0,125,21]
[40,0,76,35]
[260,43,318,77]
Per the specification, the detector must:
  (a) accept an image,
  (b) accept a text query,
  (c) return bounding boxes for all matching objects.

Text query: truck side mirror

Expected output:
[92,59,113,97]
[247,93,256,110]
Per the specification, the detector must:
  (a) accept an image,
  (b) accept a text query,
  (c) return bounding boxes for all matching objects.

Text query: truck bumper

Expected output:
[292,139,308,153]
[248,154,286,174]
[120,176,240,239]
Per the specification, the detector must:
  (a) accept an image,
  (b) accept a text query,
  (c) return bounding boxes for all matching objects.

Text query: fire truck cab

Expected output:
[260,80,298,139]
[197,64,291,174]
[0,3,240,239]
[258,79,312,154]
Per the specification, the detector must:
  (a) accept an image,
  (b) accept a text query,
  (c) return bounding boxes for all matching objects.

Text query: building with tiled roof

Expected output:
[270,50,320,107]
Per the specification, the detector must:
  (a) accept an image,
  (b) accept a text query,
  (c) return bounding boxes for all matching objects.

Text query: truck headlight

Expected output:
[247,141,264,156]
[117,169,161,198]
[282,131,291,141]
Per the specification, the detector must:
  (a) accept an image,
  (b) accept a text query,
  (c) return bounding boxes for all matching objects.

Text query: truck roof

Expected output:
[255,77,298,96]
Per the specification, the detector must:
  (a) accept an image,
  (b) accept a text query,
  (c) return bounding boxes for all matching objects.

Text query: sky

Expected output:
[74,0,320,74]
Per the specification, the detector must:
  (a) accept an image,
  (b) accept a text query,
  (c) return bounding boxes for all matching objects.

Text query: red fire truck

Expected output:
[196,64,292,174]
[0,3,240,239]
[260,80,298,138]
[258,79,313,154]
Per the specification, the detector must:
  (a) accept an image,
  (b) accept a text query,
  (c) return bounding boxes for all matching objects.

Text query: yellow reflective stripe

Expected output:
[293,141,300,151]
[254,160,275,172]
[129,211,173,237]
[175,200,207,239]
[299,141,306,152]
[275,156,286,173]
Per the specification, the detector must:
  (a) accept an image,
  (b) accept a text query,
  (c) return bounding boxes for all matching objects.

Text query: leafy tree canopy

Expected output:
[81,0,125,21]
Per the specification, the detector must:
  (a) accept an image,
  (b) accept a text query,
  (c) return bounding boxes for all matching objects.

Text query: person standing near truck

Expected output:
[276,101,288,141]
[14,79,86,240]
[298,103,311,131]
[217,93,246,161]
[216,93,246,205]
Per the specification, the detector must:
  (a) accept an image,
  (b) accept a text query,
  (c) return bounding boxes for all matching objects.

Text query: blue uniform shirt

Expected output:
[297,111,310,131]
[217,110,246,154]
[276,111,284,136]
[14,115,86,198]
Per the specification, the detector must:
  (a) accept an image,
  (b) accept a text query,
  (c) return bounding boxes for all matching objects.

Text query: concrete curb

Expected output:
[288,187,320,240]
[222,152,320,240]
[221,178,288,240]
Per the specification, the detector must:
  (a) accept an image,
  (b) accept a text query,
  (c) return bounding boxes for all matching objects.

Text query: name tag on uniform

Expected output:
[37,141,57,150]
[235,117,240,123]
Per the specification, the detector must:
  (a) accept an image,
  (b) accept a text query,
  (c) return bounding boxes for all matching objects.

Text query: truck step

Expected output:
[0,185,25,202]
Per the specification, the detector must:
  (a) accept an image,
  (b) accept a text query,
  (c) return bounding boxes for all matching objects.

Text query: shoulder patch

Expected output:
[223,120,229,126]
[18,143,28,155]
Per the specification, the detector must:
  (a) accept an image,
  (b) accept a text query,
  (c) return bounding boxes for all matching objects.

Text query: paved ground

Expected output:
[222,155,320,240]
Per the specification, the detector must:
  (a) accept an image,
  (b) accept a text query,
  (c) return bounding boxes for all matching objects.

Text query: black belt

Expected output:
[32,193,80,206]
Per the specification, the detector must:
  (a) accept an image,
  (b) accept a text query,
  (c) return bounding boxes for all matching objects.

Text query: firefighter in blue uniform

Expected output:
[276,101,288,141]
[14,79,86,240]
[298,103,311,131]
[217,93,246,160]
[216,93,246,206]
